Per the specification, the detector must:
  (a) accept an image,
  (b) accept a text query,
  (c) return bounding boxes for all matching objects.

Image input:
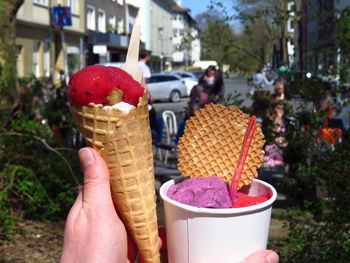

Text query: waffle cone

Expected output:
[177,103,265,189]
[70,94,160,263]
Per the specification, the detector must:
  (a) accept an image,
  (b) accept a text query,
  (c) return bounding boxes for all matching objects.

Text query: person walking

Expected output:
[251,69,275,93]
[185,65,225,120]
[138,50,158,140]
[198,65,225,103]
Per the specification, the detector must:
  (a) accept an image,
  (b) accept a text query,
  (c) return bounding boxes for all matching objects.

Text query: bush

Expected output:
[0,76,82,239]
[271,86,350,262]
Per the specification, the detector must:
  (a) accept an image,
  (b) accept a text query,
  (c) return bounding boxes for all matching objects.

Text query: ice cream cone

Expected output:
[177,103,265,189]
[70,94,160,263]
[69,24,160,263]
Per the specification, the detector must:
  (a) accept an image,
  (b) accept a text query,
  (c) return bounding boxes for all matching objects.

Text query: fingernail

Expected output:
[79,148,95,168]
[266,251,279,263]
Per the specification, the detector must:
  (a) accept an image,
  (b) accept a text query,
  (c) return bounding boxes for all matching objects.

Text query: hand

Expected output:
[60,147,128,263]
[239,250,279,263]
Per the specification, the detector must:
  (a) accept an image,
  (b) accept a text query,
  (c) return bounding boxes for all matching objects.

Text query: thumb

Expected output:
[79,147,113,207]
[239,250,279,263]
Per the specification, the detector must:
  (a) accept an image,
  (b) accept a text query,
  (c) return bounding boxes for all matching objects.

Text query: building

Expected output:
[15,0,201,78]
[149,0,174,71]
[16,0,85,82]
[190,25,200,63]
[171,1,200,69]
[85,0,128,65]
[287,1,296,67]
[294,0,349,74]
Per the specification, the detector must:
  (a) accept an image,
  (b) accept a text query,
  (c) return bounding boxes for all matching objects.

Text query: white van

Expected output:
[192,60,218,70]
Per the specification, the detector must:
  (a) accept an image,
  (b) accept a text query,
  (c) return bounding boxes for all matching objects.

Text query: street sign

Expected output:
[52,6,72,27]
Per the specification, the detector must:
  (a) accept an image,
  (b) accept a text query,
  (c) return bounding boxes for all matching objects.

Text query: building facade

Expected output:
[294,0,349,74]
[85,0,128,65]
[15,0,201,79]
[171,2,199,69]
[150,0,174,71]
[16,0,85,82]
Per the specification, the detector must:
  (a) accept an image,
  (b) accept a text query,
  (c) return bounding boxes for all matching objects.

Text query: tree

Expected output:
[0,0,24,109]
[233,0,292,65]
[195,10,264,71]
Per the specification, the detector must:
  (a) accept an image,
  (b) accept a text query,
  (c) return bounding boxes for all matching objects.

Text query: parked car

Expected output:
[147,73,187,102]
[187,69,204,80]
[171,70,199,96]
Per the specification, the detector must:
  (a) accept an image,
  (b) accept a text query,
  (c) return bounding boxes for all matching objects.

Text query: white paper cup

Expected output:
[160,178,277,263]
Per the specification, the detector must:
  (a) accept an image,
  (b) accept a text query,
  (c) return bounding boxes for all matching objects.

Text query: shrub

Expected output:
[0,76,82,239]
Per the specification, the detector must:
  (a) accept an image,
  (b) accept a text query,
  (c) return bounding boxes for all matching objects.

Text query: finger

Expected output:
[79,147,113,207]
[240,250,279,263]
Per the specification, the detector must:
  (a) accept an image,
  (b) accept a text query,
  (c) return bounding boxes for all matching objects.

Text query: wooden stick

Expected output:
[122,24,143,84]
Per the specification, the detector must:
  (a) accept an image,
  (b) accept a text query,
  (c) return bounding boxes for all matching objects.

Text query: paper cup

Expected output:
[160,178,277,263]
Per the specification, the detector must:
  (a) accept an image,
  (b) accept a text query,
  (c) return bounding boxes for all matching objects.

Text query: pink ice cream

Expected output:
[167,177,232,208]
[166,176,270,209]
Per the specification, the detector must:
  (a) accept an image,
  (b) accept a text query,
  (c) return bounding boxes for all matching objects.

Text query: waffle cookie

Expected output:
[177,103,265,189]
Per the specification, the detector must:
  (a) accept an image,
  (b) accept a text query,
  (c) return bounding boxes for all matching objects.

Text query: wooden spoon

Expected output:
[122,24,143,84]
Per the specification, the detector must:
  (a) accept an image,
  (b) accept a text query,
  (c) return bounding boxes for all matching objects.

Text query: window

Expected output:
[128,5,138,32]
[290,20,295,30]
[180,73,190,78]
[33,0,47,6]
[166,76,179,81]
[67,0,78,15]
[108,15,116,32]
[87,6,96,30]
[98,9,106,33]
[158,27,164,37]
[117,18,124,34]
[173,29,178,37]
[147,76,168,83]
[117,0,123,5]
[15,45,22,76]
[179,29,184,36]
[43,42,50,77]
[33,41,40,77]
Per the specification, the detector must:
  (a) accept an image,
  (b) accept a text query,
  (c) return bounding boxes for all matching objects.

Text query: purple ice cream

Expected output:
[166,176,233,208]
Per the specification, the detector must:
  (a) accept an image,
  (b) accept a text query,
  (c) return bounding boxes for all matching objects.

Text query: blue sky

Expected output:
[182,0,235,18]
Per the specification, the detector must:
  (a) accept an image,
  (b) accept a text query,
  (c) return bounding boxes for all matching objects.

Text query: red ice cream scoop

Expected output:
[67,65,144,106]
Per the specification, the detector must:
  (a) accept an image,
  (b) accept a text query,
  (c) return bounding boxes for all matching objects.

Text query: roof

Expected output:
[172,5,188,13]
[171,4,195,24]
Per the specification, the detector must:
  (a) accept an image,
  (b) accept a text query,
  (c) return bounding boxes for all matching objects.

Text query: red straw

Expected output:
[229,116,257,203]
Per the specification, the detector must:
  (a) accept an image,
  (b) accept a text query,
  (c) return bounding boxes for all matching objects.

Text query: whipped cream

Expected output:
[104,102,135,114]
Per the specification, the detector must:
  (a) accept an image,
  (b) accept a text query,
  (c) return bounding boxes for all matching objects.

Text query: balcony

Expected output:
[88,32,145,49]
[88,32,130,48]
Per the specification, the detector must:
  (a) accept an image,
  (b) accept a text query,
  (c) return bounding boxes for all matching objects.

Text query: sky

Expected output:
[181,0,241,31]
[181,0,236,18]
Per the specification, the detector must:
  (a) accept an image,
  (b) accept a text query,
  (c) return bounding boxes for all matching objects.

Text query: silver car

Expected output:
[147,73,187,102]
[171,71,199,96]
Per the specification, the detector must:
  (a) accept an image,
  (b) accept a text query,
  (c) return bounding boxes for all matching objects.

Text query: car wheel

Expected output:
[170,90,181,102]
